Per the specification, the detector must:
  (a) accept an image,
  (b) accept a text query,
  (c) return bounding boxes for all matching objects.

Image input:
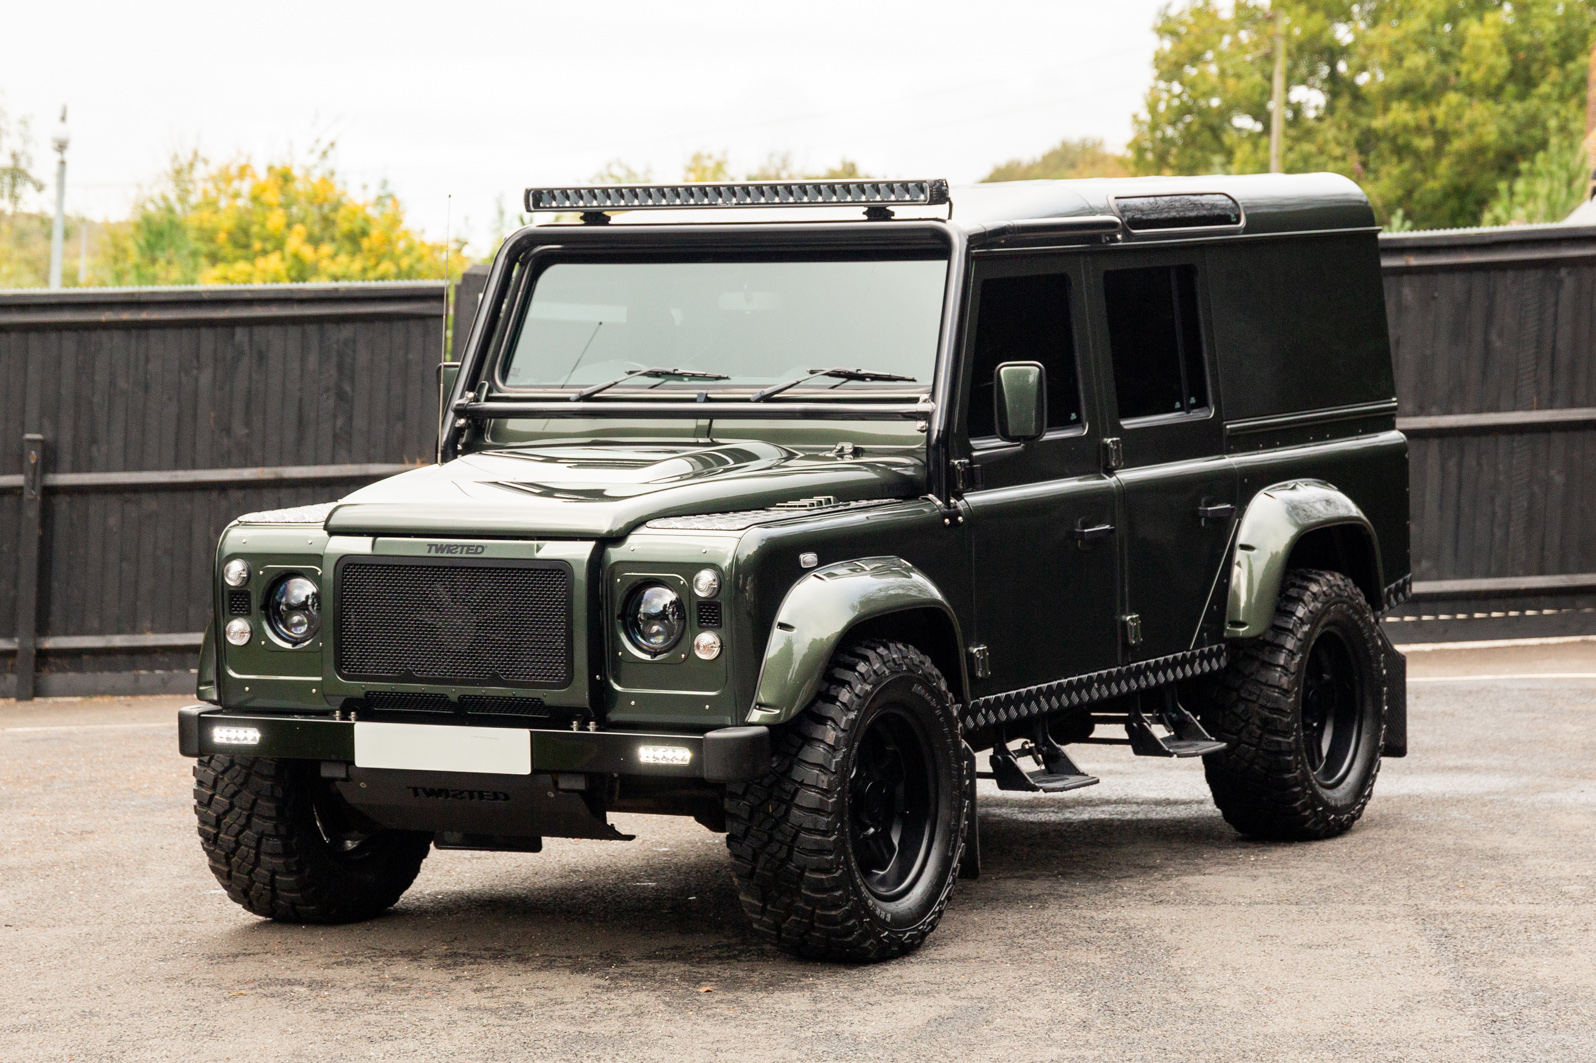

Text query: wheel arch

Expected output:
[746,557,968,726]
[1227,480,1385,639]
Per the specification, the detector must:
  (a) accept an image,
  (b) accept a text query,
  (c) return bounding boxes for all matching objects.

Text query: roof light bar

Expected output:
[524,179,950,213]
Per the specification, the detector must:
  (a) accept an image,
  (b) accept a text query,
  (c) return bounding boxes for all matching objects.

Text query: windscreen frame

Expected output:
[486,246,953,400]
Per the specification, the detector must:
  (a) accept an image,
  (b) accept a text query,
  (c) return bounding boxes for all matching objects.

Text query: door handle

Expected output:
[1071,521,1115,545]
[1197,502,1235,522]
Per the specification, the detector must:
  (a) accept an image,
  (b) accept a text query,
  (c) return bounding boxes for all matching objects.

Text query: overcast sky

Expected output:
[4,0,1170,251]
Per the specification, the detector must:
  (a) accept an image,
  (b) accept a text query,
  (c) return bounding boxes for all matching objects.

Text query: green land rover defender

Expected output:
[180,173,1410,961]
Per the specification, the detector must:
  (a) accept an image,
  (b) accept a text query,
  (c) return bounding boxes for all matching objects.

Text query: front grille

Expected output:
[459,694,547,716]
[364,691,453,713]
[337,559,572,687]
[696,601,722,628]
[227,589,251,616]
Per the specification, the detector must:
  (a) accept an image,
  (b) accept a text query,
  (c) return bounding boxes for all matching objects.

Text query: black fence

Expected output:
[4,229,1595,698]
[1,283,446,697]
[1383,224,1596,642]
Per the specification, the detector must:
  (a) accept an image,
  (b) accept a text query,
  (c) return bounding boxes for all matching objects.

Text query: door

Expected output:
[1087,253,1237,663]
[957,255,1122,699]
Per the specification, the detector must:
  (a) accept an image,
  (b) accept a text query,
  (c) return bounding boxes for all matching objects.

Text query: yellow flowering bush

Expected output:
[102,150,459,286]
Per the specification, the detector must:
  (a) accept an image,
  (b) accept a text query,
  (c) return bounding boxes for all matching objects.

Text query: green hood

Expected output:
[323,441,925,539]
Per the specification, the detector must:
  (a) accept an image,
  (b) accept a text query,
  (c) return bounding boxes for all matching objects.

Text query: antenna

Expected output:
[442,193,453,363]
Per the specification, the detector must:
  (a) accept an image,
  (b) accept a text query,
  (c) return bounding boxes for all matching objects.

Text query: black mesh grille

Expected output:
[337,560,572,687]
[459,694,547,716]
[228,589,252,616]
[696,601,722,629]
[364,691,453,713]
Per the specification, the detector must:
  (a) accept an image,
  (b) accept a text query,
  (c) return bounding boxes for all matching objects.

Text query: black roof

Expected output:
[950,172,1375,238]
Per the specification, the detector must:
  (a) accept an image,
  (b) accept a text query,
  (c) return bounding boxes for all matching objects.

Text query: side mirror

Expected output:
[994,361,1047,442]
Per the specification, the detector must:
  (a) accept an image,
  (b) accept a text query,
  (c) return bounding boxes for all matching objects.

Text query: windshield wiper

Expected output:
[751,367,918,403]
[572,367,731,401]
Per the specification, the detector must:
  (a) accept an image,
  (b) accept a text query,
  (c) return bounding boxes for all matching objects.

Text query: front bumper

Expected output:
[177,705,770,783]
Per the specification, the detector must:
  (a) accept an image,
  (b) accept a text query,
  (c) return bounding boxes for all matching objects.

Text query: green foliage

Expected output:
[100,147,462,286]
[983,137,1131,182]
[683,151,733,183]
[1480,123,1591,225]
[0,103,42,214]
[593,153,869,184]
[590,159,653,184]
[747,152,799,180]
[1130,0,1596,229]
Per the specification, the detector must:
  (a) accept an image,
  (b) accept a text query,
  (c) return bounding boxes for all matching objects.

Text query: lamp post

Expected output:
[48,107,69,290]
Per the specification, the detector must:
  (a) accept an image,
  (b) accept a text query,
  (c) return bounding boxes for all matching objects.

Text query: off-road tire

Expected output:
[193,755,432,923]
[1200,568,1387,841]
[724,639,968,962]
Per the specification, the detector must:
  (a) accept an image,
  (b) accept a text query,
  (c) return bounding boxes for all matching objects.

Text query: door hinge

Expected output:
[950,458,982,493]
[1102,436,1124,472]
[1121,614,1143,646]
[968,644,991,679]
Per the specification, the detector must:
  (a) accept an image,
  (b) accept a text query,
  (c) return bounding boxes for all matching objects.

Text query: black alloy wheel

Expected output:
[849,709,935,902]
[1300,630,1363,788]
[724,639,968,962]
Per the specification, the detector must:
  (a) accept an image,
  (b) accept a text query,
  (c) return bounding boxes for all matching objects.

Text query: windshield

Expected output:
[499,258,947,394]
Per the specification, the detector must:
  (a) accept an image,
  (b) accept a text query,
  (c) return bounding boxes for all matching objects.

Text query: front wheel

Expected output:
[724,639,968,962]
[1200,568,1388,840]
[193,756,432,923]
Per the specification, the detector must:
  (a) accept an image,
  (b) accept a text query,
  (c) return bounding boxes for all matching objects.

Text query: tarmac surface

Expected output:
[2,639,1593,1062]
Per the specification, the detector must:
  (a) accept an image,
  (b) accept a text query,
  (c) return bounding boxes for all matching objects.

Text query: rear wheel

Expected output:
[193,756,432,923]
[1201,569,1387,840]
[724,639,968,961]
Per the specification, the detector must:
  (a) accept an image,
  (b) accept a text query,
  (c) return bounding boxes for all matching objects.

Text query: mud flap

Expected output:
[1379,626,1407,758]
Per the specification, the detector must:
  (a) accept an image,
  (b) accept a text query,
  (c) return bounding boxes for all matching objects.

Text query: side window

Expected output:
[966,272,1083,440]
[1102,264,1208,421]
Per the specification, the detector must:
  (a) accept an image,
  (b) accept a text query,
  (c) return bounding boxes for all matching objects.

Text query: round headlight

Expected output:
[691,568,721,599]
[266,575,321,645]
[692,631,722,660]
[223,559,251,588]
[224,618,253,646]
[623,583,685,656]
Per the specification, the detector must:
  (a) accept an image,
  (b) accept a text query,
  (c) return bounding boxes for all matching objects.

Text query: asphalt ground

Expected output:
[2,640,1593,1063]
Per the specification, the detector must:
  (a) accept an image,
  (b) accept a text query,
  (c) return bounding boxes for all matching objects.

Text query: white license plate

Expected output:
[353,722,532,775]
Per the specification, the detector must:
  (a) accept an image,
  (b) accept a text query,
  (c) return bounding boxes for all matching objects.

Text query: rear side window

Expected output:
[966,272,1083,439]
[1103,264,1208,421]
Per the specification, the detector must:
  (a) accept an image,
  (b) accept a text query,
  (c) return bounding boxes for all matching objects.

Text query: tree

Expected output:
[0,103,42,215]
[983,137,1130,181]
[1129,1,1596,229]
[1481,121,1591,224]
[101,146,461,286]
[683,151,733,183]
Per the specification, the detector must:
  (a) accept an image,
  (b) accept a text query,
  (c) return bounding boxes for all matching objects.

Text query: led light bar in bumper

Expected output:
[525,179,950,213]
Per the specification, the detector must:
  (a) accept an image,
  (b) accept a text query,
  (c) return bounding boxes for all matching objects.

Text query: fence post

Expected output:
[16,434,45,701]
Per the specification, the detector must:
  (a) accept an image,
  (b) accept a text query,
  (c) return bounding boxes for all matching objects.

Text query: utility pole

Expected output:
[48,107,69,289]
[1269,6,1287,174]
[1586,38,1596,200]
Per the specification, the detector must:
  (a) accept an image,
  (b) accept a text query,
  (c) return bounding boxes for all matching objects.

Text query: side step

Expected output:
[984,720,1100,793]
[1126,690,1228,758]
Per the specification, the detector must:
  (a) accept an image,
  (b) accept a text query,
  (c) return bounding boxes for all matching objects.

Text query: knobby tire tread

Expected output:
[193,755,430,923]
[1201,568,1387,841]
[723,639,967,962]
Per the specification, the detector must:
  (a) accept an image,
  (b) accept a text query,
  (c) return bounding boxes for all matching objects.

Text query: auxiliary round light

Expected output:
[692,631,723,660]
[623,583,686,656]
[224,618,253,646]
[691,568,721,599]
[266,575,322,645]
[222,559,251,587]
